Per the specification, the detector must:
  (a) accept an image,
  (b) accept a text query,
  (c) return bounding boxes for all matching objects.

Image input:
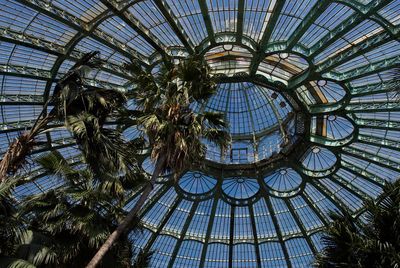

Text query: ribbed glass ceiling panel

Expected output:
[314,20,384,64]
[166,0,207,45]
[129,1,183,46]
[378,0,400,25]
[74,37,130,65]
[1,44,57,70]
[202,82,290,136]
[270,0,318,42]
[243,0,275,42]
[98,17,155,56]
[0,0,399,266]
[206,0,238,33]
[298,3,354,48]
[50,0,107,23]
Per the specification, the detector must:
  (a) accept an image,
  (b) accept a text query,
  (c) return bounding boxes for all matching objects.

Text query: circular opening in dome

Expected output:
[193,172,202,178]
[279,169,288,175]
[223,44,233,51]
[279,52,289,59]
[237,178,245,183]
[317,80,327,87]
[312,147,321,154]
[328,115,337,121]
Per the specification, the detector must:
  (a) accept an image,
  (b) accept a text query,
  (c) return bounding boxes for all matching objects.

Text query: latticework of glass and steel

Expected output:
[0,0,399,267]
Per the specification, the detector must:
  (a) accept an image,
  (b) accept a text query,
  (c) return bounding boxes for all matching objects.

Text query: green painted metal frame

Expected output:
[1,0,399,266]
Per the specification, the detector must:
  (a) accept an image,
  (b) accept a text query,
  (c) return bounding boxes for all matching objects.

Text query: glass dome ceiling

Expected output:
[193,81,299,164]
[1,0,400,267]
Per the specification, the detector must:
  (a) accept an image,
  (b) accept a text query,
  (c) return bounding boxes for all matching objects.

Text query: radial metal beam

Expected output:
[308,0,392,59]
[248,204,262,267]
[258,1,285,49]
[0,94,44,105]
[284,199,317,254]
[335,0,398,37]
[167,202,199,268]
[301,192,329,226]
[342,147,400,172]
[370,14,400,37]
[14,0,147,62]
[309,180,349,214]
[153,0,194,53]
[350,80,399,97]
[324,56,400,81]
[0,64,52,80]
[136,184,172,216]
[316,31,395,73]
[0,64,125,92]
[0,117,118,134]
[199,190,221,268]
[14,0,87,31]
[249,0,286,75]
[358,134,400,151]
[286,0,331,50]
[330,174,370,201]
[0,27,64,56]
[100,0,165,54]
[340,160,386,187]
[236,0,245,43]
[354,118,400,131]
[0,28,130,79]
[228,205,235,268]
[346,101,400,113]
[263,196,293,268]
[198,0,215,45]
[356,139,400,156]
[141,197,182,252]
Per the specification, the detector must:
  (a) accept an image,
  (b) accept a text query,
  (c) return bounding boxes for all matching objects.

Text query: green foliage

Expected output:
[0,51,103,181]
[0,151,147,267]
[125,55,231,178]
[0,181,23,258]
[315,180,400,268]
[132,250,153,268]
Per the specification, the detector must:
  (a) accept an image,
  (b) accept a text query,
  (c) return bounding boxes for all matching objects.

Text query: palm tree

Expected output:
[0,51,141,186]
[132,250,153,268]
[86,56,231,267]
[314,180,400,268]
[0,180,23,262]
[0,173,59,268]
[9,151,147,267]
[0,52,102,182]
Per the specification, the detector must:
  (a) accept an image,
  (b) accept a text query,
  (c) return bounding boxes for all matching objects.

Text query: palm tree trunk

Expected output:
[86,155,166,268]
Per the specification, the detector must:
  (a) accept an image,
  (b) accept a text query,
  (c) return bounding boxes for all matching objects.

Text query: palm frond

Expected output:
[132,250,153,268]
[315,180,400,267]
[202,112,229,129]
[35,151,77,182]
[0,258,36,268]
[203,128,231,152]
[0,133,36,182]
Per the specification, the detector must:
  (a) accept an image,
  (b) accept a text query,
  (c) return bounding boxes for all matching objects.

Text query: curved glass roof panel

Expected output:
[202,82,291,136]
[1,0,399,267]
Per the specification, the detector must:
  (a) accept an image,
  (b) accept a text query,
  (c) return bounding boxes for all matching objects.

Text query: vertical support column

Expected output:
[228,205,235,268]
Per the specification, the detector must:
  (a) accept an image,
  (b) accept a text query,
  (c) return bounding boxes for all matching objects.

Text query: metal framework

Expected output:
[0,0,399,267]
